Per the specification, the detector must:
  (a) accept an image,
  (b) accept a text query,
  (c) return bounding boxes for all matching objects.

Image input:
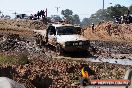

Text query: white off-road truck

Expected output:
[34,23,91,55]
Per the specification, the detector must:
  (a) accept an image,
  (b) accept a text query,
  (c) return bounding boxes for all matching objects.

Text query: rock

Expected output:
[0,77,25,88]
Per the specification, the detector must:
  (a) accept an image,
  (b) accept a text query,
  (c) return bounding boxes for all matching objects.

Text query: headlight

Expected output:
[65,42,71,46]
[79,42,83,45]
[73,42,78,45]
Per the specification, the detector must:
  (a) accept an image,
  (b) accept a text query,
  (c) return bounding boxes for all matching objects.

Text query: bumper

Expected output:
[63,45,89,52]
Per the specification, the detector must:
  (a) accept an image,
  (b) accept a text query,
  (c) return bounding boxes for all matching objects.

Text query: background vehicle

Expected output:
[15,14,29,19]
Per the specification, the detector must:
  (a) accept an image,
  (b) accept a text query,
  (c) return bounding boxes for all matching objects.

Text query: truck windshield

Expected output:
[56,26,78,35]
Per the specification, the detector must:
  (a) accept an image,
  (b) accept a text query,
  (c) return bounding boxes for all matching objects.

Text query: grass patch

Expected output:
[0,53,28,65]
[18,53,28,65]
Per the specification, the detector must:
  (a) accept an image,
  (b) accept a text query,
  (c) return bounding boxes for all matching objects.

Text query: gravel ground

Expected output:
[0,33,131,88]
[0,19,131,88]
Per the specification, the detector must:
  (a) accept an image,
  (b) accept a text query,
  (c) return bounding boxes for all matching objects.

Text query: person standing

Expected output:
[91,23,95,33]
[37,11,40,19]
[105,22,112,36]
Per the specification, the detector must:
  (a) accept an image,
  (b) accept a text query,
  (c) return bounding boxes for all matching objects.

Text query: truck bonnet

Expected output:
[56,35,87,43]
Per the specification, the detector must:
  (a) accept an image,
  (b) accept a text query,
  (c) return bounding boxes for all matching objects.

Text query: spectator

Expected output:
[42,10,45,18]
[40,10,43,18]
[128,15,132,24]
[33,14,37,20]
[91,23,95,33]
[114,18,117,23]
[120,16,124,24]
[29,14,33,20]
[105,22,112,36]
[37,11,40,19]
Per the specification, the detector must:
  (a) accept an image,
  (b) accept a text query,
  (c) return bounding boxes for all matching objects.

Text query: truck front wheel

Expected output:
[56,44,63,56]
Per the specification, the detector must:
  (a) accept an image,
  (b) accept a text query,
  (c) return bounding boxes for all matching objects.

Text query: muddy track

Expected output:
[0,31,131,58]
[42,40,132,59]
[90,40,132,54]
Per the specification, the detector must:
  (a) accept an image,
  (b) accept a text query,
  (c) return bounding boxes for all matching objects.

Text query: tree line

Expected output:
[51,4,132,27]
[81,4,132,27]
[50,9,80,25]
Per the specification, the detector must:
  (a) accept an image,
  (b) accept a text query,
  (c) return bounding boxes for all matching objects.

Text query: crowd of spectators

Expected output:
[114,11,132,24]
[29,10,46,20]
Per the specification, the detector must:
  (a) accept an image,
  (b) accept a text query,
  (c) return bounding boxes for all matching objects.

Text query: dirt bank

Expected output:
[84,22,132,44]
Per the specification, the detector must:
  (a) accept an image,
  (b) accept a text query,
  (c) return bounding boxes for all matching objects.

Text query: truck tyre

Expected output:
[34,34,46,46]
[124,69,132,88]
[56,44,63,56]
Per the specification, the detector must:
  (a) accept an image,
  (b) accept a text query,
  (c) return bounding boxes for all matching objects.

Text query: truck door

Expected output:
[48,26,57,45]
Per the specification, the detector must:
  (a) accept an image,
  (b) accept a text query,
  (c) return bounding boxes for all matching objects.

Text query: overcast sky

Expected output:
[0,0,132,19]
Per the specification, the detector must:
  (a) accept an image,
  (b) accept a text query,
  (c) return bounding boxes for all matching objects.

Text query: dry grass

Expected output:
[0,53,28,65]
[0,19,47,37]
